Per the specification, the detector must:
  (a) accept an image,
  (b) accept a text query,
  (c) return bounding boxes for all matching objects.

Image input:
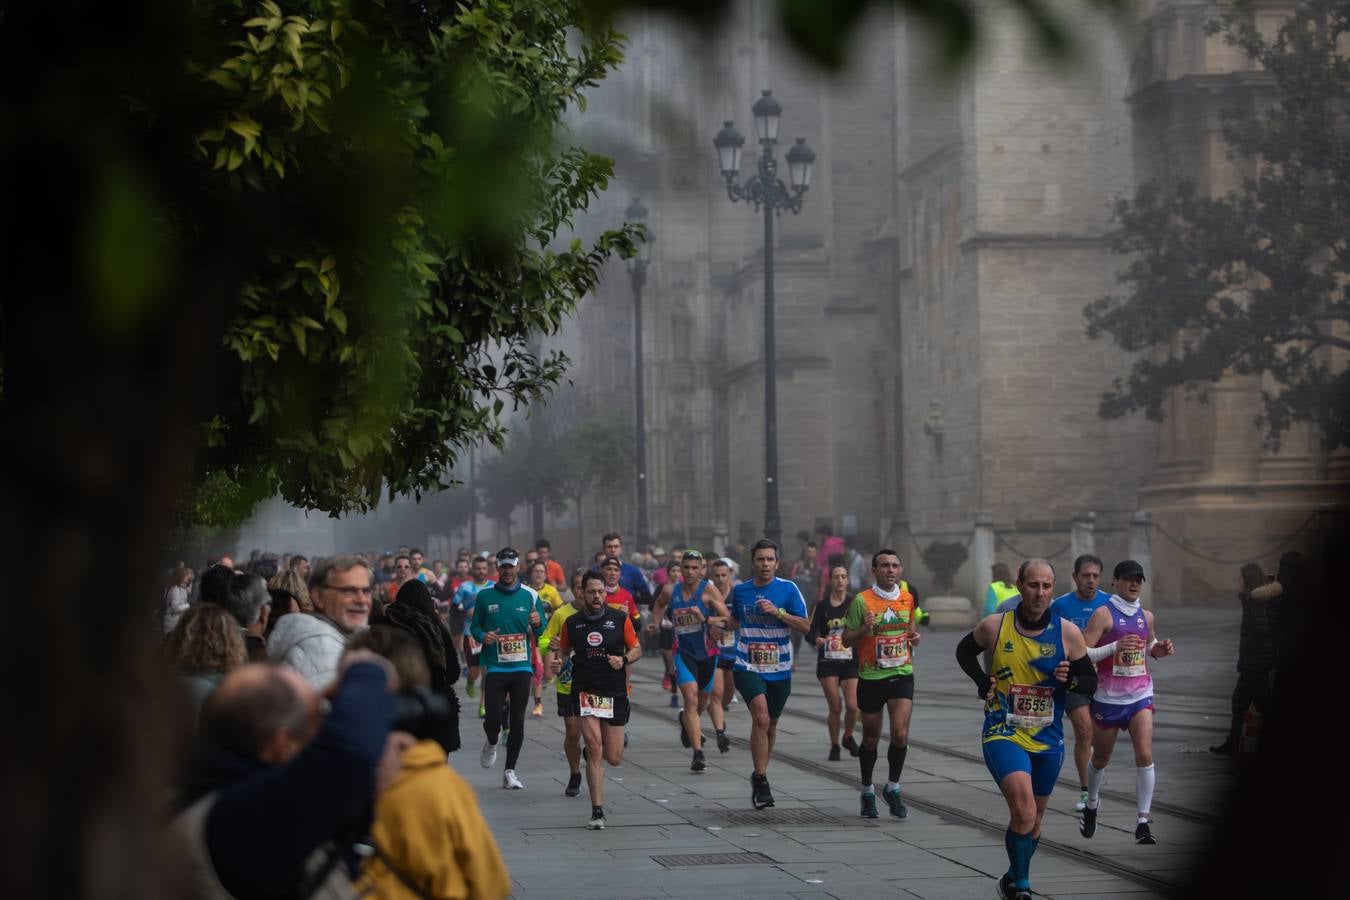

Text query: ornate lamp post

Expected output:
[625,197,655,550]
[712,90,816,546]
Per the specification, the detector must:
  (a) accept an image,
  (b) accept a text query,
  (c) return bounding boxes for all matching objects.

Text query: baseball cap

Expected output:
[601,555,622,569]
[1113,559,1146,582]
[496,547,520,567]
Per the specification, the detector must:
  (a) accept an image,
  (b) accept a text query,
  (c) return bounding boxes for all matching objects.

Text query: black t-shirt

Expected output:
[810,595,857,662]
[562,607,634,697]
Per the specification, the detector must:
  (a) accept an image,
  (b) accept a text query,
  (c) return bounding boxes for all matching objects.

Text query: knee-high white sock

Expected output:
[1086,764,1106,809]
[1135,764,1155,819]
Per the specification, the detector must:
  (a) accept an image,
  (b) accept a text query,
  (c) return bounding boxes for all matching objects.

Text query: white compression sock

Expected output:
[1086,764,1106,809]
[1136,764,1155,818]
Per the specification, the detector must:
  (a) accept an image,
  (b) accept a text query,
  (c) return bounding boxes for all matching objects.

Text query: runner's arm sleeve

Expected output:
[1085,641,1117,663]
[954,631,991,698]
[1068,654,1097,696]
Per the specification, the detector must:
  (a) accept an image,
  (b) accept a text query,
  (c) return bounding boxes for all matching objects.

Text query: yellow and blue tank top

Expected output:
[982,612,1066,752]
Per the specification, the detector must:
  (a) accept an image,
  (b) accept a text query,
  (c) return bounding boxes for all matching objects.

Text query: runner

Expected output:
[539,594,582,797]
[649,550,732,770]
[810,562,860,761]
[841,549,921,818]
[469,548,550,790]
[528,560,565,717]
[954,559,1096,900]
[1078,559,1176,845]
[657,559,680,705]
[452,555,494,710]
[553,570,642,829]
[726,539,811,809]
[1049,554,1112,812]
[710,557,739,714]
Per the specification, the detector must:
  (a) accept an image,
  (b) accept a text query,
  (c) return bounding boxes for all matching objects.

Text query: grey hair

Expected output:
[1017,558,1056,582]
[219,572,270,627]
[308,554,371,590]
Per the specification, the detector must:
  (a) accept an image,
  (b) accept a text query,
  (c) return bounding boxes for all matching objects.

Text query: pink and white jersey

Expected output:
[1093,596,1153,705]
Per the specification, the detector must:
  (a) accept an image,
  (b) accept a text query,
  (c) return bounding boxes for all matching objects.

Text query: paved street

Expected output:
[456,606,1240,899]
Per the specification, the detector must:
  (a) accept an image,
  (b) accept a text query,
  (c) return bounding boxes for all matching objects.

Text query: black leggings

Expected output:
[1225,668,1273,745]
[484,671,532,768]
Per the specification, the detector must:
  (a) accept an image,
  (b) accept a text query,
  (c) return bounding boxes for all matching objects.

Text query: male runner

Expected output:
[452,555,494,706]
[840,549,921,819]
[955,559,1095,900]
[554,570,642,829]
[539,596,583,797]
[600,532,654,607]
[470,548,549,790]
[1050,554,1112,811]
[1078,559,1175,845]
[710,558,739,713]
[650,550,732,769]
[726,539,811,808]
[599,555,641,627]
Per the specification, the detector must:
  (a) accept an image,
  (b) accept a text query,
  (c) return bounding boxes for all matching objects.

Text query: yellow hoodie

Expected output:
[356,740,510,900]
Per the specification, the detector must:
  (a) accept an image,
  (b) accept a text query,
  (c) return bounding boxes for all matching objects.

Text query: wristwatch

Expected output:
[775,607,786,619]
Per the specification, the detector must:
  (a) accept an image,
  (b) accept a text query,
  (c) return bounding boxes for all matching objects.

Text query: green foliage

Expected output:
[557,414,634,505]
[1087,1,1350,449]
[170,0,639,525]
[920,540,967,592]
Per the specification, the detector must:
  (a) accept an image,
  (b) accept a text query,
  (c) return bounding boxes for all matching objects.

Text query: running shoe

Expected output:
[994,873,1014,900]
[882,785,908,819]
[729,693,738,704]
[465,680,477,699]
[691,750,706,772]
[624,732,629,747]
[716,731,731,754]
[669,693,680,708]
[480,738,497,769]
[1208,742,1236,758]
[662,672,673,691]
[565,772,582,797]
[503,769,524,790]
[1135,821,1157,845]
[588,806,606,830]
[1078,805,1097,838]
[859,791,879,819]
[478,704,486,718]
[1075,790,1088,812]
[532,701,543,717]
[680,724,691,748]
[751,773,775,809]
[828,745,841,761]
[841,734,860,758]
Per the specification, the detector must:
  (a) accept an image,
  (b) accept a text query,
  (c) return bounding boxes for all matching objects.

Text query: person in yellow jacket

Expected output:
[348,628,511,900]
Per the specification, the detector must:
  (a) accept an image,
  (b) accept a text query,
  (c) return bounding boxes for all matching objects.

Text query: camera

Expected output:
[389,686,453,742]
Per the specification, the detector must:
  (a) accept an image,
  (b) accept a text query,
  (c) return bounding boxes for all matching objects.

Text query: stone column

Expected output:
[971,510,995,603]
[712,521,728,558]
[1129,510,1154,608]
[1070,511,1096,564]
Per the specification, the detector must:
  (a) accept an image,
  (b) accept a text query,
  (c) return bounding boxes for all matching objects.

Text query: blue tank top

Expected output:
[982,612,1067,752]
[671,579,713,661]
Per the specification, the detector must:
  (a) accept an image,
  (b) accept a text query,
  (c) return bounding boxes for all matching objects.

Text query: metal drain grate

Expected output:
[652,852,776,868]
[714,808,841,826]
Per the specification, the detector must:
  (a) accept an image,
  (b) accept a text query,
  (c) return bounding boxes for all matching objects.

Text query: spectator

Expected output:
[268,554,374,690]
[168,655,395,898]
[289,554,310,581]
[211,572,271,662]
[349,629,511,900]
[266,587,301,639]
[164,604,249,727]
[269,567,314,613]
[373,579,462,753]
[984,562,1020,615]
[197,563,235,608]
[1211,563,1277,757]
[162,565,194,634]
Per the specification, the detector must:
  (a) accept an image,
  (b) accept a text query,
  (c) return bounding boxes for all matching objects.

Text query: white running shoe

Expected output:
[480,738,497,769]
[503,769,525,790]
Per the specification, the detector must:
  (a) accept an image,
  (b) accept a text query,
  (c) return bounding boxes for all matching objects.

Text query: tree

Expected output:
[556,415,635,555]
[475,420,567,544]
[1086,1,1350,449]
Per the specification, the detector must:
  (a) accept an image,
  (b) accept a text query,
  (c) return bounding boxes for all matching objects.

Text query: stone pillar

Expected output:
[1070,511,1096,564]
[1129,510,1154,608]
[712,521,728,558]
[971,510,995,602]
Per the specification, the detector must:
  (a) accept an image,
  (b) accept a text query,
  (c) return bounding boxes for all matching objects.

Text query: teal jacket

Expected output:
[469,583,548,674]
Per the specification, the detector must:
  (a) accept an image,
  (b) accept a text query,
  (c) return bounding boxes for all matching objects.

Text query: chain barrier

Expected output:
[1150,511,1317,566]
[995,533,1070,560]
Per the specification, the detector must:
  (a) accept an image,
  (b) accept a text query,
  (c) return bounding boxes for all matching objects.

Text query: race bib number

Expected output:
[875,633,910,668]
[673,607,703,635]
[1007,683,1054,729]
[825,628,852,661]
[579,692,614,719]
[1113,646,1146,677]
[497,633,528,664]
[717,627,736,649]
[747,641,782,672]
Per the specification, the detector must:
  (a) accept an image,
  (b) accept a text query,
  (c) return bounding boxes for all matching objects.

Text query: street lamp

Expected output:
[712,90,816,547]
[625,197,655,550]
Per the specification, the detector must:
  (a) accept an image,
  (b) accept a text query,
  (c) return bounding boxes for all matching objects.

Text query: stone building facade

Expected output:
[553,0,1346,603]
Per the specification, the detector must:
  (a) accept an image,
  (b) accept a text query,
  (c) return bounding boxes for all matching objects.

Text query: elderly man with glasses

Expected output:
[268,555,375,689]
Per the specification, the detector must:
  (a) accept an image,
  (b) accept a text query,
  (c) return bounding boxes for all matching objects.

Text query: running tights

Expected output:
[483,671,531,769]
